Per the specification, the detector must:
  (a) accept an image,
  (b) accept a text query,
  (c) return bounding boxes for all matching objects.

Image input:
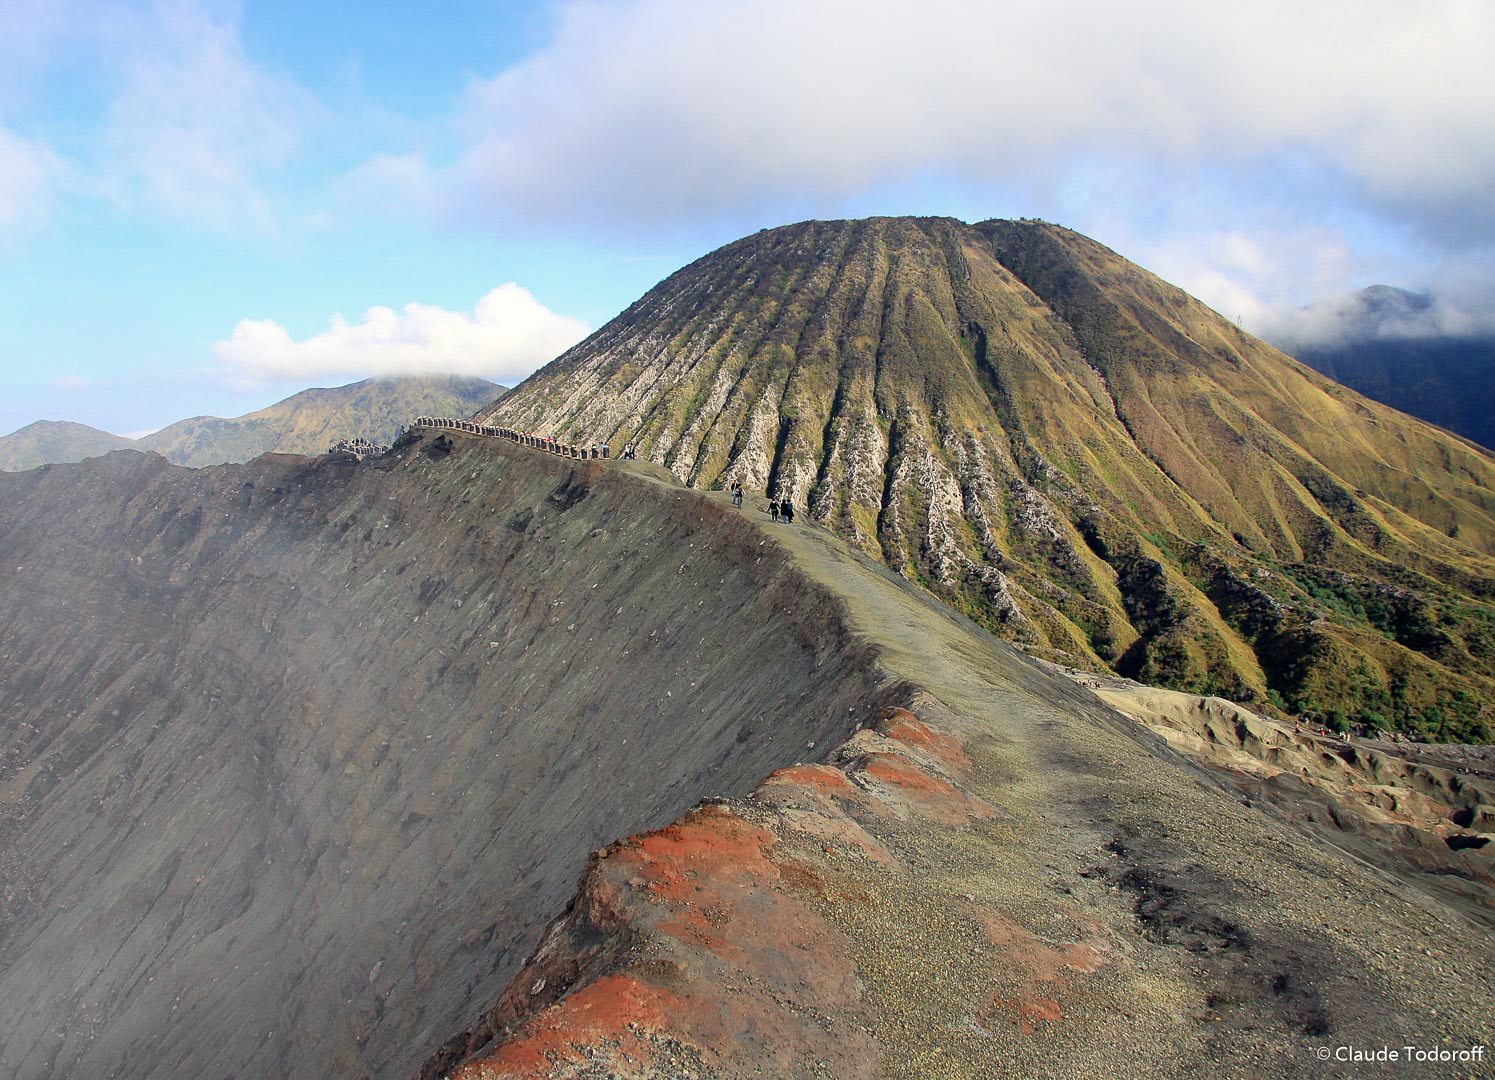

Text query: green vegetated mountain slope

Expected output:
[0,419,136,471]
[1,375,507,472]
[1302,335,1495,451]
[477,217,1495,740]
[139,374,506,466]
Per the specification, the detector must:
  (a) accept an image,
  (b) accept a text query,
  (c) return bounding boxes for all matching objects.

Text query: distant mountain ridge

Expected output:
[138,374,507,466]
[0,420,136,471]
[1278,286,1495,451]
[0,374,506,471]
[477,216,1495,739]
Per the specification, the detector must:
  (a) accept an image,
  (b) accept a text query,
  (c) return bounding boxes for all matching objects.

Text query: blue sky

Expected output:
[3,0,1493,437]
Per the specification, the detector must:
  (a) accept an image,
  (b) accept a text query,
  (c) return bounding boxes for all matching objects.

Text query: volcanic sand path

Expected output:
[610,464,1494,1079]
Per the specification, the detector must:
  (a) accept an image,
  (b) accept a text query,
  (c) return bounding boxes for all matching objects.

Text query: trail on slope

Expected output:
[455,467,1493,1078]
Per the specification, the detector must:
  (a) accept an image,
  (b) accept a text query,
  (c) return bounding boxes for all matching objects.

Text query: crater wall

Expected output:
[0,434,884,1079]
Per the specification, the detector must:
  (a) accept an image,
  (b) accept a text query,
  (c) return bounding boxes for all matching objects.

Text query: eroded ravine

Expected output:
[478,217,1495,742]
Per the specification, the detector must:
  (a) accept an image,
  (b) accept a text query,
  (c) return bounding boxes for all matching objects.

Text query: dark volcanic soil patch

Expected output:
[0,435,885,1079]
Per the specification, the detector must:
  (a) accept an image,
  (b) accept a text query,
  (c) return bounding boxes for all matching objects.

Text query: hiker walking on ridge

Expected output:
[780,499,794,524]
[769,499,780,523]
[731,485,743,507]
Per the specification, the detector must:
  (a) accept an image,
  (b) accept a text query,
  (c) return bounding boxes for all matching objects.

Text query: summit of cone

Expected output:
[478,216,1495,739]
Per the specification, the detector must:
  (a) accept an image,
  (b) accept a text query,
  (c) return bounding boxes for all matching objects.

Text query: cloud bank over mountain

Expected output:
[1265,285,1495,352]
[351,0,1491,343]
[439,0,1495,241]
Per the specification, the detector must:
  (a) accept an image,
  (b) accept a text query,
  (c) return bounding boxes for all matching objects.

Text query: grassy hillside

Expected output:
[0,420,135,472]
[140,374,505,466]
[478,217,1495,739]
[1293,335,1495,451]
[2,376,507,472]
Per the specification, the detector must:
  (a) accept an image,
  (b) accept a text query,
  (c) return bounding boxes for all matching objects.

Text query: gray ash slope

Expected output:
[418,444,1494,1079]
[0,433,883,1079]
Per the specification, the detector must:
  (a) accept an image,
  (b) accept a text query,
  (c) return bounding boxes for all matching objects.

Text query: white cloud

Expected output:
[434,0,1495,243]
[51,372,90,390]
[1134,223,1364,329]
[101,0,314,228]
[0,122,60,233]
[1262,286,1495,352]
[212,284,589,389]
[336,152,439,216]
[0,1,313,233]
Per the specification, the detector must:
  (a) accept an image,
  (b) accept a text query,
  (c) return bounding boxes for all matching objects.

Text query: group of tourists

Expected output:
[327,436,390,458]
[724,483,795,523]
[1292,715,1360,744]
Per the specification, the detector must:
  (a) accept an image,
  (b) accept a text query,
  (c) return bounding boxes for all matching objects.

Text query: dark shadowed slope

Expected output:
[1295,340,1495,452]
[477,217,1495,739]
[0,432,883,1079]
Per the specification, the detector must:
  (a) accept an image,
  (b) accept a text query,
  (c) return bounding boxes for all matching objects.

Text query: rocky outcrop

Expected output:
[422,702,1011,1080]
[1064,670,1495,927]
